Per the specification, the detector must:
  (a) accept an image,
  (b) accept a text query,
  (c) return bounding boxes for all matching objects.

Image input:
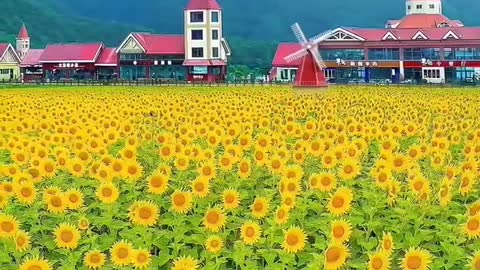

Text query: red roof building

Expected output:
[17,24,30,39]
[271,0,480,84]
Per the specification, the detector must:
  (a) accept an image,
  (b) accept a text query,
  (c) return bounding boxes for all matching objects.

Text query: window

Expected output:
[368,48,400,60]
[190,12,204,23]
[416,4,422,9]
[403,48,441,60]
[320,49,365,61]
[280,69,288,80]
[407,5,411,10]
[429,4,435,9]
[211,12,219,23]
[212,30,219,40]
[191,30,203,40]
[212,47,219,58]
[423,69,441,79]
[192,47,204,58]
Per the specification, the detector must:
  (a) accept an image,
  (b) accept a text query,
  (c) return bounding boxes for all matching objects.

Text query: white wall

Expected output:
[406,1,442,15]
[184,10,224,61]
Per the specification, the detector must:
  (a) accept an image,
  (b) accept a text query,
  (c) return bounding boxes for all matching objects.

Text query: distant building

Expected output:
[4,0,231,82]
[271,0,480,84]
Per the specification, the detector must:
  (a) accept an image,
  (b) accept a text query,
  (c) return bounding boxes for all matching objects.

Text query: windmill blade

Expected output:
[284,49,308,63]
[310,30,334,45]
[291,23,308,44]
[310,47,327,69]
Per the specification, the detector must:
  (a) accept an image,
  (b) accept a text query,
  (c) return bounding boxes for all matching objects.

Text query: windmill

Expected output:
[284,23,334,87]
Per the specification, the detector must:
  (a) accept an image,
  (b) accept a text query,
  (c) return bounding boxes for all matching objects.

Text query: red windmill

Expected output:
[284,23,332,88]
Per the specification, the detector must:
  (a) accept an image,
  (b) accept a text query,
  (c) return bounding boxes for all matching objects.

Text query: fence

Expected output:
[0,78,478,88]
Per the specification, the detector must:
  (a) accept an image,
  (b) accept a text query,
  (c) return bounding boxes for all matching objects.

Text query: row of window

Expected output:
[407,4,436,10]
[192,29,219,41]
[319,48,480,61]
[192,47,219,58]
[190,11,219,23]
[423,69,442,79]
[119,54,183,61]
[0,69,12,75]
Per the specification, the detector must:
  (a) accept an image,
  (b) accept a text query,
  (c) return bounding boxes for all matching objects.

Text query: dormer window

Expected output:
[190,12,204,23]
[438,22,450,28]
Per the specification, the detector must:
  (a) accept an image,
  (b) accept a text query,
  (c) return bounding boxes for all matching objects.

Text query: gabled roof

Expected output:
[20,49,44,67]
[412,30,428,40]
[17,24,29,39]
[396,14,461,29]
[95,48,117,66]
[39,43,104,63]
[186,0,221,10]
[271,43,302,67]
[0,43,21,63]
[117,33,185,55]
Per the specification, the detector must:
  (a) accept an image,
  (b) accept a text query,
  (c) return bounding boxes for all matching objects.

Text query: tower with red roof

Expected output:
[16,24,30,59]
[183,0,231,82]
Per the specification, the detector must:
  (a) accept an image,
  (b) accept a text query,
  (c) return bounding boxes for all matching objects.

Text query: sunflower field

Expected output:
[0,86,480,270]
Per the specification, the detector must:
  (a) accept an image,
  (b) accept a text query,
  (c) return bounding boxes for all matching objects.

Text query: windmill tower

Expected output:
[284,23,333,88]
[16,24,30,59]
[184,0,224,61]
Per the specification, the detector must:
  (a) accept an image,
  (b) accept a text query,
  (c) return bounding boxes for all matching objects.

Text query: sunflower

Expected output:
[110,240,134,266]
[373,169,392,190]
[132,248,152,269]
[54,223,81,250]
[146,173,169,195]
[283,227,307,254]
[240,221,262,245]
[0,214,19,238]
[96,182,120,204]
[275,206,290,225]
[281,193,297,210]
[282,178,301,195]
[317,172,337,192]
[223,189,240,210]
[129,200,159,227]
[19,256,52,270]
[368,251,391,270]
[338,158,361,181]
[203,208,226,232]
[78,217,90,230]
[171,255,199,270]
[238,158,252,179]
[460,171,475,196]
[15,182,37,205]
[282,165,304,182]
[464,215,480,239]
[321,151,338,169]
[251,197,270,219]
[198,161,216,180]
[469,201,480,217]
[381,232,394,254]
[327,187,354,216]
[111,159,126,178]
[324,244,350,270]
[206,235,224,254]
[171,190,193,214]
[0,191,8,209]
[438,180,452,208]
[45,193,68,213]
[192,177,210,198]
[400,247,432,270]
[125,161,143,182]
[174,155,190,171]
[219,154,235,171]
[40,159,57,177]
[331,219,352,244]
[391,154,408,172]
[84,250,106,270]
[14,230,31,252]
[468,251,480,270]
[65,189,84,210]
[0,182,14,195]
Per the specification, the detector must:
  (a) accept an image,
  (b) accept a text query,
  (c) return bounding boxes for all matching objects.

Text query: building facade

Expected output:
[2,0,231,83]
[271,0,480,84]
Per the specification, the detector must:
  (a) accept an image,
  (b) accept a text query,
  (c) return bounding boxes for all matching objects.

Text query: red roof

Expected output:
[95,48,117,66]
[17,24,29,39]
[271,43,302,67]
[396,14,461,29]
[132,33,185,55]
[348,27,480,41]
[186,0,221,10]
[0,44,8,59]
[183,59,226,66]
[20,49,44,67]
[39,43,104,63]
